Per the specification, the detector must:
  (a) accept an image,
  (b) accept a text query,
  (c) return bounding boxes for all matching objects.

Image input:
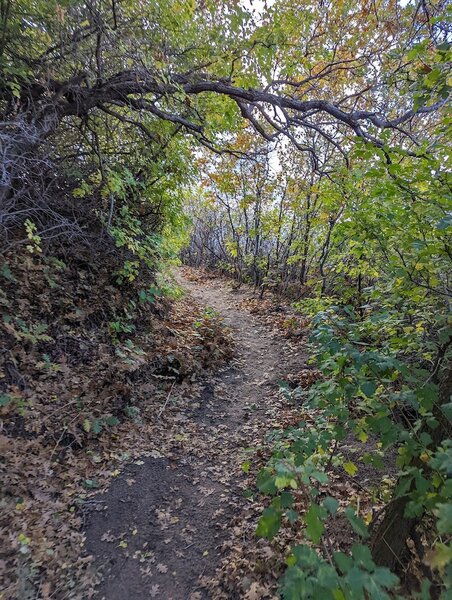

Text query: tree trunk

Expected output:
[371,362,452,571]
[371,496,416,571]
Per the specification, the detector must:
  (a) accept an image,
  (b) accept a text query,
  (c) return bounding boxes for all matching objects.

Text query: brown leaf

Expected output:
[156,563,168,574]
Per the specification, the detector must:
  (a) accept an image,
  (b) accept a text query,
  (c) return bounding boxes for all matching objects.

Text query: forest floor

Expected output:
[1,259,398,600]
[83,268,310,599]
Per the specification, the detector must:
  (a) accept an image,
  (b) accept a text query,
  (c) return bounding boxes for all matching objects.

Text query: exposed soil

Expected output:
[83,270,308,599]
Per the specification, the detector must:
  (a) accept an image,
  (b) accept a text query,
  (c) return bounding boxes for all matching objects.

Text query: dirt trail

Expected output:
[84,272,306,599]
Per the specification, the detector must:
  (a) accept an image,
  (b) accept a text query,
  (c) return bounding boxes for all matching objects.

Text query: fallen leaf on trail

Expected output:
[245,581,269,599]
[140,565,153,578]
[157,563,168,573]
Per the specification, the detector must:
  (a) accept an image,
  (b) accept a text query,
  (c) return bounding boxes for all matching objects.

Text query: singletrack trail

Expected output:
[84,271,307,599]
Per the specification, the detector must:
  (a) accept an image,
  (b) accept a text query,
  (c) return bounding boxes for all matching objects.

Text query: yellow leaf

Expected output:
[357,430,368,443]
[344,462,358,476]
[72,187,86,198]
[425,543,452,570]
[287,554,297,567]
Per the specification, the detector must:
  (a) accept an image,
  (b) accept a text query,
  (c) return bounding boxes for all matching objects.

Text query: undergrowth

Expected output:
[0,250,232,600]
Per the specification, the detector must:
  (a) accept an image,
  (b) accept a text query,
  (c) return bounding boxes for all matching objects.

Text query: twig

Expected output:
[48,414,79,461]
[157,379,176,419]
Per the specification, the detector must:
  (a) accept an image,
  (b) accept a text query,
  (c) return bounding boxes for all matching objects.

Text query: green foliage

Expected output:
[256,292,451,595]
[256,506,282,539]
[108,319,135,336]
[249,111,451,595]
[138,286,161,304]
[0,263,17,282]
[24,219,42,254]
[82,414,120,435]
[281,543,399,600]
[2,315,53,344]
[0,391,29,414]
[123,405,142,424]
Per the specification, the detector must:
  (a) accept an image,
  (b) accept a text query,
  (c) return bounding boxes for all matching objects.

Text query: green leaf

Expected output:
[280,565,306,599]
[257,468,277,495]
[280,491,294,508]
[417,385,438,411]
[323,496,339,515]
[304,503,324,544]
[441,402,452,421]
[0,394,11,406]
[286,509,299,523]
[372,566,399,588]
[292,544,321,568]
[311,470,329,484]
[362,453,384,469]
[92,420,103,434]
[361,381,377,397]
[345,566,367,593]
[435,503,452,535]
[83,479,100,489]
[256,506,282,539]
[0,263,16,282]
[334,551,353,574]
[351,543,373,569]
[345,507,369,539]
